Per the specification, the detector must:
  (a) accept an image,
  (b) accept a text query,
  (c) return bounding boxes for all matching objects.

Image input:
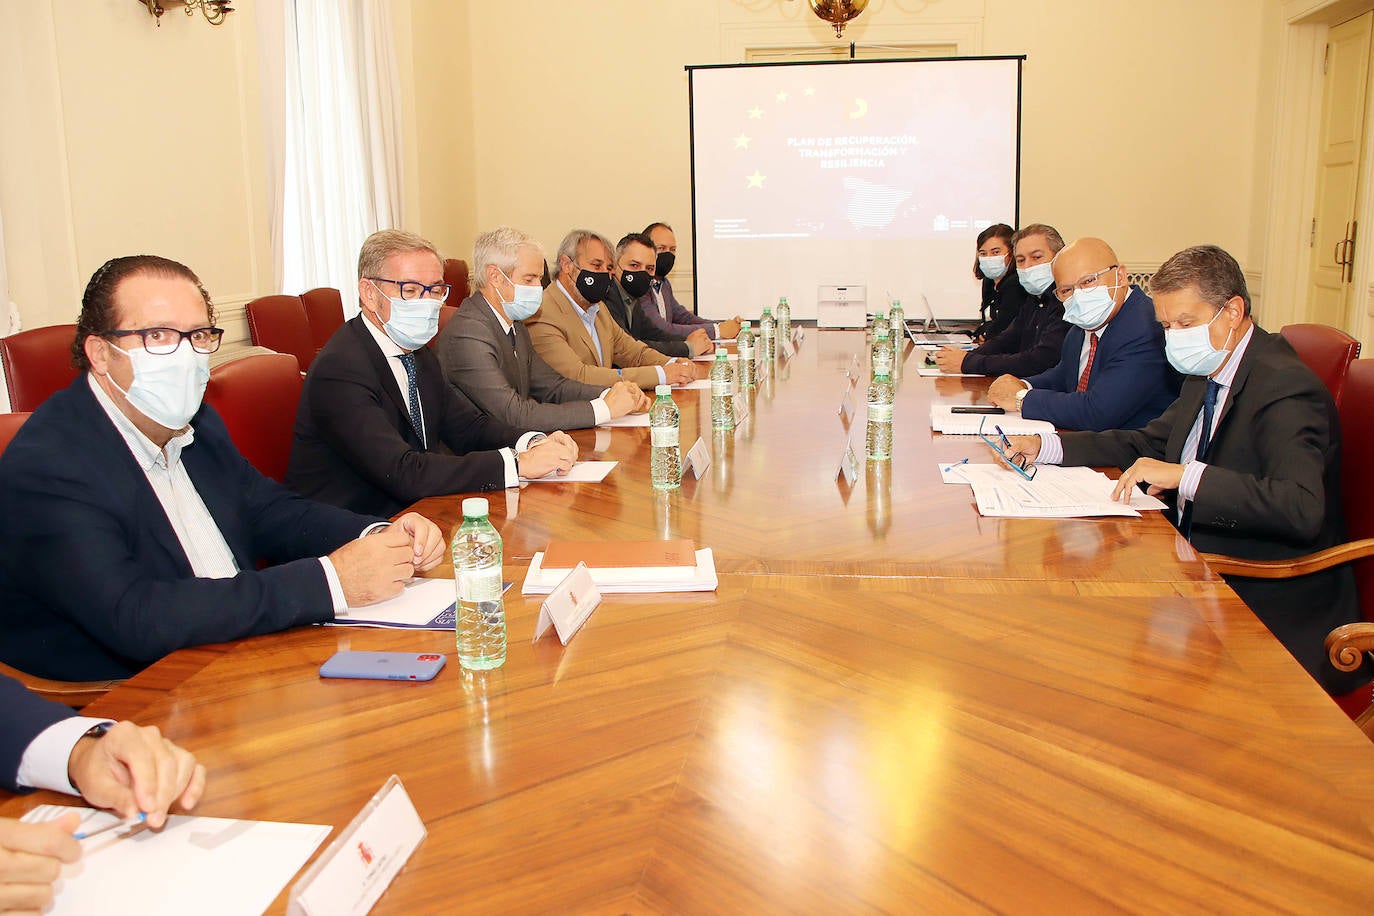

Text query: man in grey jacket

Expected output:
[433,226,648,432]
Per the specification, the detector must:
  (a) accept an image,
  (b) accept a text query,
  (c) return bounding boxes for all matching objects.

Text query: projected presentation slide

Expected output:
[689,57,1020,321]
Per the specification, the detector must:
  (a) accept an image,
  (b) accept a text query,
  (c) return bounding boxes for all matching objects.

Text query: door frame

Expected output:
[1266,0,1374,343]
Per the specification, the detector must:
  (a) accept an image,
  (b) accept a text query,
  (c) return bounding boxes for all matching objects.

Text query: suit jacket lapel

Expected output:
[479,300,526,395]
[552,282,601,366]
[350,316,414,436]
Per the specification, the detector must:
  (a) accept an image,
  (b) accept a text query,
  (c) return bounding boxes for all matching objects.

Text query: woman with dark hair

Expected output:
[973,223,1030,341]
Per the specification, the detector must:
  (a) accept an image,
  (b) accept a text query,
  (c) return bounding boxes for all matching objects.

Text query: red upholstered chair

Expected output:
[245,294,315,372]
[203,352,303,483]
[301,287,345,357]
[443,259,471,303]
[0,411,31,456]
[1280,323,1361,409]
[0,324,79,411]
[1203,358,1374,738]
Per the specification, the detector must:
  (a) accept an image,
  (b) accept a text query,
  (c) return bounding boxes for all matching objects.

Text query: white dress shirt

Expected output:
[17,716,112,795]
[359,315,541,485]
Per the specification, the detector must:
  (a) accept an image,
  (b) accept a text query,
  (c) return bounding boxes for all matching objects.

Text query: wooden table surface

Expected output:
[5,330,1371,913]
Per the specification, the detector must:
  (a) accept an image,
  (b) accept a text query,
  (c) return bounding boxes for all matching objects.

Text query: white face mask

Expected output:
[1165,307,1233,376]
[371,280,441,350]
[979,255,1008,281]
[1064,271,1121,330]
[107,339,211,430]
[498,268,543,322]
[1017,262,1054,296]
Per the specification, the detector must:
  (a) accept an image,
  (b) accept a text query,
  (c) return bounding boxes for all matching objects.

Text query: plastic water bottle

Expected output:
[888,299,905,340]
[710,349,735,430]
[736,320,756,388]
[759,306,776,361]
[870,309,886,339]
[650,385,681,489]
[453,497,506,670]
[866,367,894,460]
[776,296,791,343]
[870,323,894,377]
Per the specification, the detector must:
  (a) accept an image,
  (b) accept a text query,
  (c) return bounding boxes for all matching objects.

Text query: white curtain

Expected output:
[258,0,405,316]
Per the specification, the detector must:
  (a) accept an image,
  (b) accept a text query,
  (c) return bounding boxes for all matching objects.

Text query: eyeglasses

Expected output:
[366,277,452,301]
[1053,264,1119,302]
[977,416,1037,481]
[104,327,224,355]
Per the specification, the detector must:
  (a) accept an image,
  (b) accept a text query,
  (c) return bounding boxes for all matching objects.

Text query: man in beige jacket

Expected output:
[527,229,699,390]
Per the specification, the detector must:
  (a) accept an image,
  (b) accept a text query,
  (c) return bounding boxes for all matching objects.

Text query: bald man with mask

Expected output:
[987,237,1176,431]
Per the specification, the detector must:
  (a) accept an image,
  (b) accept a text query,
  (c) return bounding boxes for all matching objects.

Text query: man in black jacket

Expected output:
[606,232,708,359]
[936,223,1070,378]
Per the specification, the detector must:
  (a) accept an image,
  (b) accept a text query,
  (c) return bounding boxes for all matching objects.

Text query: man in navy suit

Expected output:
[0,255,447,682]
[287,229,579,517]
[2,674,205,910]
[640,223,742,341]
[987,237,1177,430]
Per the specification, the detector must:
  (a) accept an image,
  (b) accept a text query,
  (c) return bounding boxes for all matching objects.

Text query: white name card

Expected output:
[532,562,602,646]
[732,393,750,426]
[781,337,797,360]
[289,776,425,916]
[838,386,855,423]
[682,436,712,479]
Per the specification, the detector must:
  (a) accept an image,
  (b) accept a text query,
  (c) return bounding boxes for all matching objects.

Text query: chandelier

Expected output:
[805,0,870,37]
[138,0,235,27]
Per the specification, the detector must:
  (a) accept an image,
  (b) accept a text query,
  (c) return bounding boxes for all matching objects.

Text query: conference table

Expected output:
[6,330,1374,913]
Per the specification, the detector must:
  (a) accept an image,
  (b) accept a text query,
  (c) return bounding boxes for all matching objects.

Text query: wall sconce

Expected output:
[805,0,870,37]
[138,0,235,27]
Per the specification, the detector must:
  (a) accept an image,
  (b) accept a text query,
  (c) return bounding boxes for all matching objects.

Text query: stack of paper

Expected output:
[23,805,329,916]
[941,462,1168,518]
[523,547,719,594]
[930,404,1055,435]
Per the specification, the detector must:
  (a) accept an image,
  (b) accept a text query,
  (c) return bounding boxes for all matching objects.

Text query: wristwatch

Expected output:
[1014,386,1028,406]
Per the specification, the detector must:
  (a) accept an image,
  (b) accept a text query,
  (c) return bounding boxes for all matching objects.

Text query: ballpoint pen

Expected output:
[993,424,1014,453]
[942,458,969,473]
[74,811,146,841]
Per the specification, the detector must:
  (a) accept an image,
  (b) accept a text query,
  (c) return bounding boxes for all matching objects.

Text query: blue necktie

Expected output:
[397,353,425,447]
[1180,379,1221,538]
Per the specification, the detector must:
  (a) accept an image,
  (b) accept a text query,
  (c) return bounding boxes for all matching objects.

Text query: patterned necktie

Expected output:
[1179,379,1222,539]
[508,327,518,353]
[1076,333,1098,392]
[397,353,425,447]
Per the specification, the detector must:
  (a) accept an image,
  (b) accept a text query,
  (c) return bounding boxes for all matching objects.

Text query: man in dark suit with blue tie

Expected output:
[988,237,1177,430]
[286,230,580,516]
[0,255,447,682]
[1002,246,1365,693]
[2,674,205,909]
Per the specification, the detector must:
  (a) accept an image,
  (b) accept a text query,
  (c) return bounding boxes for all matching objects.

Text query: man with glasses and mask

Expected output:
[998,245,1365,695]
[606,232,709,359]
[641,223,742,342]
[0,254,448,682]
[986,236,1176,431]
[433,226,649,431]
[526,229,699,389]
[288,230,579,516]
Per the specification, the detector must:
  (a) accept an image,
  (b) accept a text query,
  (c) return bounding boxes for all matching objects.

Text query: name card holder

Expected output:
[682,436,712,479]
[781,336,797,360]
[732,393,750,426]
[836,436,860,486]
[532,562,602,646]
[288,776,425,916]
[838,385,855,424]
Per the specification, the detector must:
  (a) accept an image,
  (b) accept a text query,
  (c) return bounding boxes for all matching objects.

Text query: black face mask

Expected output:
[619,270,652,299]
[575,268,612,305]
[655,251,676,279]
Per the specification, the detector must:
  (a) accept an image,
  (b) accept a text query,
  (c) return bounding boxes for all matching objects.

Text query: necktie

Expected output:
[397,353,425,447]
[1076,333,1098,392]
[508,327,518,353]
[1179,379,1222,539]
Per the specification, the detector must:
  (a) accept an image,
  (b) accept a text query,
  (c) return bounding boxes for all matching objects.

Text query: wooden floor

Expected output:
[5,330,1374,913]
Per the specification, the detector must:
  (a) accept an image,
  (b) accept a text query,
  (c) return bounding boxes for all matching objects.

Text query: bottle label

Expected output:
[652,426,679,448]
[712,379,730,397]
[867,403,893,422]
[739,344,754,361]
[458,567,502,602]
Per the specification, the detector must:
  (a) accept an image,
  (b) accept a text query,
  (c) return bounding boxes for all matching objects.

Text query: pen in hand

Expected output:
[74,811,146,841]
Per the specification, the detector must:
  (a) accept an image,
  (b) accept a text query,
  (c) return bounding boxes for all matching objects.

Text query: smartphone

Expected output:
[950,406,1005,415]
[319,651,447,682]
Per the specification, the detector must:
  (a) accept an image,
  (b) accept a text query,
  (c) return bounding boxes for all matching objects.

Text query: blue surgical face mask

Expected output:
[1165,307,1233,376]
[979,255,1008,281]
[107,339,210,430]
[1017,261,1054,296]
[1064,274,1120,330]
[372,280,441,350]
[498,268,543,322]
